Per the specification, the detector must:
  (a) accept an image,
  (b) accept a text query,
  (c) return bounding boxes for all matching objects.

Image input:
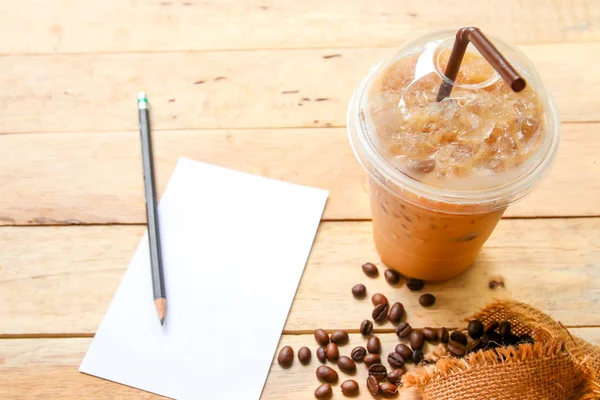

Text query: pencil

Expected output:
[137,92,167,325]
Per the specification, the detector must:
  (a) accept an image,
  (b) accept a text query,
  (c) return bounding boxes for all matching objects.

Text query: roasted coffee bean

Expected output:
[331,330,349,345]
[351,283,367,299]
[384,269,400,285]
[360,320,373,336]
[314,383,332,399]
[367,336,382,354]
[380,382,399,397]
[438,327,449,343]
[419,293,436,307]
[450,331,468,346]
[338,356,356,373]
[388,302,405,324]
[340,380,359,396]
[317,346,327,363]
[468,320,484,339]
[396,322,412,338]
[484,320,499,334]
[406,278,425,291]
[314,329,330,346]
[387,352,405,368]
[409,330,425,350]
[298,347,311,365]
[372,293,389,306]
[466,338,482,354]
[278,346,294,368]
[351,346,367,362]
[316,365,338,383]
[412,349,423,364]
[325,342,339,362]
[423,327,437,342]
[499,321,512,338]
[387,369,404,386]
[395,344,413,361]
[368,363,388,380]
[362,262,379,277]
[367,375,380,396]
[447,340,466,357]
[520,334,534,344]
[372,303,389,322]
[364,353,381,367]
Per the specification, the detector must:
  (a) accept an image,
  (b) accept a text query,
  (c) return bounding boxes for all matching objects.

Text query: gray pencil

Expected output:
[137,92,166,325]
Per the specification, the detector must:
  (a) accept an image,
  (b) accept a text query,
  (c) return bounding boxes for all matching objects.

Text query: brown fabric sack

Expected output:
[403,300,600,399]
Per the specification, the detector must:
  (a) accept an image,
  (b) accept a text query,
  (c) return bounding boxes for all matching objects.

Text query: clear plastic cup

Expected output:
[347,30,560,281]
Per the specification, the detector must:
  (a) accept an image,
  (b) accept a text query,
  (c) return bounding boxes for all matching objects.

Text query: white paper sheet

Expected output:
[80,157,328,399]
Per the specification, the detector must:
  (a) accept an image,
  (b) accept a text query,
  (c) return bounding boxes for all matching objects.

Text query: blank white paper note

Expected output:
[80,157,328,399]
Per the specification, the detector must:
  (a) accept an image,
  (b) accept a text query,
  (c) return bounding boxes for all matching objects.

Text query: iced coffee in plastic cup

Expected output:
[347,28,560,281]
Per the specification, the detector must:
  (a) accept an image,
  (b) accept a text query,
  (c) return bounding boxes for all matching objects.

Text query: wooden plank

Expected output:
[1,219,599,335]
[0,124,598,225]
[2,329,599,399]
[1,0,598,54]
[0,44,598,134]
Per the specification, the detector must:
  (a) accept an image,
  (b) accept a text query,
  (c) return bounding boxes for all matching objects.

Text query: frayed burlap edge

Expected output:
[404,340,600,399]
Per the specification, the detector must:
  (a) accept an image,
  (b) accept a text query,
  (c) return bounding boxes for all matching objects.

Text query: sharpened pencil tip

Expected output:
[160,317,165,326]
[154,298,166,325]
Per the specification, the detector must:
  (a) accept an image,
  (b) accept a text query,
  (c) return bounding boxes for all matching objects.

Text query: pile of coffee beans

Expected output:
[276,262,533,399]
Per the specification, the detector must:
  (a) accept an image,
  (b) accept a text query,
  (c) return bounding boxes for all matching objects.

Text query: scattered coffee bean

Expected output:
[368,363,388,380]
[364,353,381,367]
[384,269,400,285]
[367,336,382,354]
[499,321,512,338]
[314,329,330,346]
[372,303,389,322]
[437,327,449,343]
[298,347,311,365]
[468,320,484,339]
[388,302,405,324]
[412,349,423,364]
[387,352,405,368]
[317,346,327,363]
[367,375,380,396]
[351,346,367,362]
[484,320,500,334]
[338,356,356,373]
[396,322,412,338]
[520,334,534,344]
[466,338,482,354]
[447,340,466,357]
[422,327,437,342]
[340,380,359,396]
[278,346,294,368]
[372,293,389,306]
[351,283,367,299]
[325,342,339,362]
[450,331,468,346]
[362,262,379,277]
[406,278,424,291]
[395,344,412,361]
[380,382,399,397]
[316,365,339,383]
[360,320,373,336]
[331,330,349,345]
[314,383,332,399]
[419,293,436,307]
[387,369,404,386]
[409,330,425,350]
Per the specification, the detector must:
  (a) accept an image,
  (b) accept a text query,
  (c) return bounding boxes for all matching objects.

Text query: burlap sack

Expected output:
[403,300,600,399]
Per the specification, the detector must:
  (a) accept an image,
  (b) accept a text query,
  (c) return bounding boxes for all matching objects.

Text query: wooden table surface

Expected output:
[2,0,600,398]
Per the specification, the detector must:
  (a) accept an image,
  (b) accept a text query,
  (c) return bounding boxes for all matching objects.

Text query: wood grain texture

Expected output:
[0,43,599,134]
[1,219,599,335]
[0,124,598,225]
[1,0,598,54]
[2,329,600,399]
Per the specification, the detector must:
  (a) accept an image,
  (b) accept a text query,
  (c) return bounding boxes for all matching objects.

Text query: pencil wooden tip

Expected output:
[154,298,166,325]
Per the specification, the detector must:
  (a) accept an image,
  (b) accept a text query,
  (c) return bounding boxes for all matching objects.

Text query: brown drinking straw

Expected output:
[436,27,526,102]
